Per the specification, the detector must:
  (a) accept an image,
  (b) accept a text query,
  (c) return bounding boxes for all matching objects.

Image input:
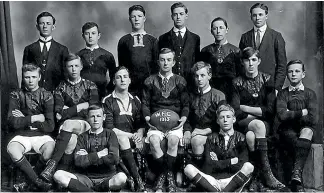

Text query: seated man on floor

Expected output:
[40,53,99,182]
[142,48,190,192]
[102,66,146,192]
[184,104,254,192]
[53,104,127,192]
[276,59,317,192]
[7,63,55,191]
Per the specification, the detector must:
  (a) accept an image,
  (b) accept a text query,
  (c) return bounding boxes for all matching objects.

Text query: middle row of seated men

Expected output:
[8,43,317,192]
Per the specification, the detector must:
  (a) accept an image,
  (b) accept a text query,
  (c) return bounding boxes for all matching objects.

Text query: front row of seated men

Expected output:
[7,47,316,192]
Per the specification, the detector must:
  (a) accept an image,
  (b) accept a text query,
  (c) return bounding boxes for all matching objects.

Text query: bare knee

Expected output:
[149,135,161,150]
[53,170,76,187]
[7,142,24,161]
[240,162,254,176]
[113,172,127,187]
[246,131,255,142]
[62,120,81,133]
[184,164,199,179]
[65,134,78,154]
[167,136,179,150]
[300,128,313,140]
[117,136,131,150]
[191,136,205,148]
[249,120,266,137]
[40,141,55,160]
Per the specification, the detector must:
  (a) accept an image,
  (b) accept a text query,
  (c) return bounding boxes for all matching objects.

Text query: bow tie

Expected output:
[39,39,51,44]
[290,87,300,92]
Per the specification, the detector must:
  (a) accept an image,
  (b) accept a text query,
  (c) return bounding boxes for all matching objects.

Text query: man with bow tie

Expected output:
[239,3,287,96]
[118,5,158,98]
[276,60,317,192]
[23,11,69,91]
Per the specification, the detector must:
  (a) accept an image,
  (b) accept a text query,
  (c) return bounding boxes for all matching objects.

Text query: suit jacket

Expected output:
[158,29,200,82]
[23,40,69,91]
[239,27,287,90]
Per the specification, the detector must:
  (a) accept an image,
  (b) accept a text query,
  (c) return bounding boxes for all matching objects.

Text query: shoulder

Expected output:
[104,128,117,137]
[10,89,23,100]
[159,31,171,40]
[83,79,97,88]
[226,43,240,52]
[304,87,317,97]
[233,76,244,86]
[144,74,157,85]
[40,88,54,101]
[173,74,187,86]
[119,34,132,42]
[102,93,113,104]
[78,131,88,140]
[77,48,87,56]
[187,30,200,38]
[234,131,246,142]
[241,29,253,37]
[52,40,68,50]
[211,88,225,99]
[98,48,113,56]
[201,44,214,52]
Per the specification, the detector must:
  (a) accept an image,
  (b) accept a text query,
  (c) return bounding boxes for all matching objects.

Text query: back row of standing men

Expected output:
[7,2,316,193]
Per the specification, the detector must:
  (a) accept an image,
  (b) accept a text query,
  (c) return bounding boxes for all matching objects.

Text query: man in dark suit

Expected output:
[23,11,69,91]
[239,3,287,94]
[158,2,200,88]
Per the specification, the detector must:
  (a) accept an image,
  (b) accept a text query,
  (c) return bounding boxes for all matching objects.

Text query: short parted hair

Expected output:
[64,53,82,66]
[171,2,188,14]
[287,59,305,72]
[82,22,100,34]
[159,48,175,59]
[216,104,235,117]
[191,61,212,76]
[22,63,41,75]
[129,5,146,16]
[88,103,104,113]
[250,3,269,15]
[114,66,130,79]
[36,12,56,25]
[241,47,260,60]
[211,17,228,29]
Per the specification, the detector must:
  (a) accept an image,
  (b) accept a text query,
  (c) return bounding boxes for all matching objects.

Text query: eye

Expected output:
[251,58,258,62]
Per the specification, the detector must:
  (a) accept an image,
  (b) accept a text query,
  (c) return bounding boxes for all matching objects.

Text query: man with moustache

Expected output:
[23,11,69,91]
[239,3,287,95]
[78,22,117,99]
[118,5,158,97]
[158,2,200,90]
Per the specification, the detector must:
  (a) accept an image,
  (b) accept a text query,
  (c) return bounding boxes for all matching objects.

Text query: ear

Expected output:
[98,32,101,40]
[302,71,306,79]
[52,25,56,30]
[143,16,146,22]
[233,116,236,124]
[36,24,40,31]
[103,113,106,121]
[216,117,220,125]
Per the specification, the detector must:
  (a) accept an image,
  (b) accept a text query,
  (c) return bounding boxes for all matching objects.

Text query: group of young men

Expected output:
[6,2,317,193]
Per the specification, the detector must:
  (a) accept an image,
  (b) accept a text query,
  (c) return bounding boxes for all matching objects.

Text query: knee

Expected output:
[41,141,55,160]
[191,136,204,148]
[168,136,179,148]
[241,162,254,175]
[7,142,24,160]
[184,164,198,179]
[246,131,255,142]
[149,135,161,149]
[118,136,131,149]
[53,170,67,184]
[249,120,266,135]
[114,172,127,186]
[300,128,313,139]
[65,134,78,154]
[62,120,80,133]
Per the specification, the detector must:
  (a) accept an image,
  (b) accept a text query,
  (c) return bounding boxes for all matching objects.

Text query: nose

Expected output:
[224,117,228,122]
[216,28,220,34]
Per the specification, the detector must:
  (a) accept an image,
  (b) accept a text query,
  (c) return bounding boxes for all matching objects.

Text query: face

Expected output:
[211,20,228,42]
[158,52,175,73]
[88,108,105,130]
[23,70,41,91]
[66,59,82,80]
[129,10,146,31]
[114,69,131,91]
[217,110,236,132]
[171,7,188,29]
[251,8,268,28]
[243,54,260,75]
[82,26,100,47]
[194,67,211,90]
[287,63,305,86]
[37,16,55,37]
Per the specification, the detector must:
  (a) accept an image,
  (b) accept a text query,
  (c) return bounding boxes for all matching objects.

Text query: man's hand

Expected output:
[145,116,158,130]
[132,132,143,144]
[191,128,206,138]
[12,109,25,117]
[63,105,69,110]
[275,89,278,96]
[231,157,239,164]
[77,102,89,113]
[56,113,62,120]
[171,116,187,131]
[183,131,191,149]
[31,114,45,123]
[77,149,88,156]
[98,148,109,158]
[29,126,38,130]
[302,109,308,116]
[210,152,218,161]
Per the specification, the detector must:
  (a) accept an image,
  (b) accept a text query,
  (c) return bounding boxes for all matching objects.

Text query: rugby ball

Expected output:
[150,109,180,132]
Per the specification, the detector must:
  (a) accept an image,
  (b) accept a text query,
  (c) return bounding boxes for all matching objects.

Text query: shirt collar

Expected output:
[173,27,186,34]
[254,23,267,32]
[219,128,235,137]
[67,77,82,85]
[288,82,305,92]
[198,85,211,95]
[112,90,134,99]
[158,72,173,80]
[131,31,147,36]
[39,36,52,42]
[215,40,228,46]
[85,45,100,51]
[89,127,104,135]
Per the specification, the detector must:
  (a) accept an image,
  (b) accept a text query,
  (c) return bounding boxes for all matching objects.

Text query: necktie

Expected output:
[40,40,49,65]
[255,29,261,49]
[177,31,183,45]
[162,78,168,92]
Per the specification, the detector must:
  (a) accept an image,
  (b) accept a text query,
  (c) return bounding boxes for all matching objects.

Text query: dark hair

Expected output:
[64,53,82,66]
[82,22,100,34]
[210,17,228,29]
[241,47,260,60]
[36,12,56,25]
[114,66,130,79]
[216,104,235,117]
[88,103,104,112]
[171,2,188,14]
[191,61,212,76]
[129,5,146,16]
[159,48,175,59]
[250,3,268,15]
[287,59,305,72]
[22,63,41,75]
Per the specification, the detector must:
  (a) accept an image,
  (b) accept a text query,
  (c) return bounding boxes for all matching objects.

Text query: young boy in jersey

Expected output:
[102,66,146,191]
[276,59,317,192]
[7,63,55,191]
[142,48,189,192]
[77,22,117,99]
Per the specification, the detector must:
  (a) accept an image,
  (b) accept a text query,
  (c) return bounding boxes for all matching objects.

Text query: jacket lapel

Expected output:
[47,40,57,66]
[32,41,42,65]
[182,30,192,56]
[248,29,255,48]
[168,30,176,50]
[259,27,271,53]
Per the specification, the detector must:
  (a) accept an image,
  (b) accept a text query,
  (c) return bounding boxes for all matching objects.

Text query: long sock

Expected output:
[34,157,46,175]
[51,130,72,162]
[155,155,165,175]
[192,153,204,168]
[15,156,38,183]
[67,178,93,192]
[222,171,249,192]
[57,153,73,171]
[294,138,311,172]
[121,149,140,179]
[192,173,218,192]
[166,154,176,172]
